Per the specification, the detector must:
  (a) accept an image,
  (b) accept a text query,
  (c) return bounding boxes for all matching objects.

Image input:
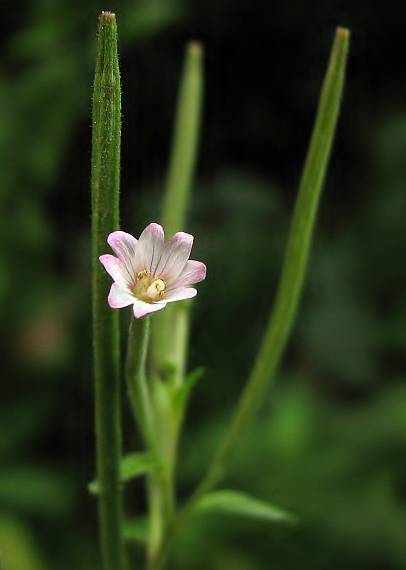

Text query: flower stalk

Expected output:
[91,12,124,570]
[126,317,153,443]
[125,316,163,568]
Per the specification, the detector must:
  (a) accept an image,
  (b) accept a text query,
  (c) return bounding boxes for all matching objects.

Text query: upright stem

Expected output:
[161,42,204,237]
[171,303,190,388]
[147,475,166,570]
[151,42,204,379]
[146,44,204,569]
[91,12,124,570]
[192,26,351,498]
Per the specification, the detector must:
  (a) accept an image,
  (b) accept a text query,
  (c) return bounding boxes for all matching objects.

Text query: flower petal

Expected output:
[171,260,207,288]
[99,254,130,287]
[134,223,165,274]
[108,283,134,308]
[164,287,197,303]
[155,232,194,283]
[132,299,167,318]
[107,231,138,281]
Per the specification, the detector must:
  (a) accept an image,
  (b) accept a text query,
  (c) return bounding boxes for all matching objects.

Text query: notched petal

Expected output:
[164,287,197,303]
[99,254,130,287]
[172,260,207,288]
[135,223,165,274]
[156,232,194,283]
[107,231,138,257]
[107,231,138,280]
[107,283,134,308]
[132,298,167,318]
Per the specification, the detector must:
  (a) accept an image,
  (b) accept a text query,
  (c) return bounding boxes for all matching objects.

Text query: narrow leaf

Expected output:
[124,517,149,544]
[195,490,297,524]
[198,27,350,492]
[121,452,159,482]
[173,366,205,414]
[151,42,204,381]
[161,41,204,236]
[89,452,159,494]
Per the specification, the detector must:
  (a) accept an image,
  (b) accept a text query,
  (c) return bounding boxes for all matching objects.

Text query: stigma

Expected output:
[135,270,166,302]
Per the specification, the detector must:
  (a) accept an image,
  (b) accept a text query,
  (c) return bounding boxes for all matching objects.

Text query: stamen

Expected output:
[133,269,166,302]
[146,278,166,301]
[137,269,150,280]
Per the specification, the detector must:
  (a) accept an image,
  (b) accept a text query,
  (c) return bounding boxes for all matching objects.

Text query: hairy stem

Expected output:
[91,12,125,570]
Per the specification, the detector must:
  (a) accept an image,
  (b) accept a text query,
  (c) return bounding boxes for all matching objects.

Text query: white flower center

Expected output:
[146,279,165,300]
[134,270,166,302]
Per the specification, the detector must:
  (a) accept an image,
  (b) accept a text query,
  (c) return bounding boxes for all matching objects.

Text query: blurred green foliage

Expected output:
[1,0,406,569]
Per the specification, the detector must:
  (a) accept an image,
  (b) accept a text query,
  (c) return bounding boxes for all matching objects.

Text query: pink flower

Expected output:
[99,223,207,318]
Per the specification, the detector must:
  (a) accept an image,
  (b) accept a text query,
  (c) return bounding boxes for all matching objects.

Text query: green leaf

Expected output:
[0,516,46,570]
[0,467,73,516]
[88,452,158,495]
[151,40,204,377]
[194,490,297,524]
[173,367,205,414]
[120,452,159,482]
[197,27,350,492]
[124,517,149,544]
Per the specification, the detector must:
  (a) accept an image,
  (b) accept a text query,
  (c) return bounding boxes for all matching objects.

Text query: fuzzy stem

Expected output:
[190,26,351,500]
[91,12,124,570]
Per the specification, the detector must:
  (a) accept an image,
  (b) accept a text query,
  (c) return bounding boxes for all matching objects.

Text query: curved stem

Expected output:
[189,25,350,506]
[126,317,153,444]
[125,316,166,568]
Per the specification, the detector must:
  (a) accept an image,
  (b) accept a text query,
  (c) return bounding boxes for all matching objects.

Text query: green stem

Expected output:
[192,26,351,498]
[151,42,204,379]
[171,303,190,388]
[125,317,167,569]
[161,41,204,237]
[126,317,153,444]
[91,12,124,570]
[146,475,166,570]
[145,44,204,569]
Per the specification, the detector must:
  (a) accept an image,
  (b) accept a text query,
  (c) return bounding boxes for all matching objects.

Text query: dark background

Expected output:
[1,0,406,568]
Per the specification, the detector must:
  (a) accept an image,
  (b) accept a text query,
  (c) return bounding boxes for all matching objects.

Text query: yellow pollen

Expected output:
[134,269,166,302]
[137,269,150,279]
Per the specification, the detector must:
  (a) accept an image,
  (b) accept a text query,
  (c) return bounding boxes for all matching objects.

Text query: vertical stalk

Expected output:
[151,42,204,378]
[193,27,350,497]
[146,474,166,570]
[91,12,124,570]
[170,303,190,388]
[147,42,204,570]
[161,41,204,236]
